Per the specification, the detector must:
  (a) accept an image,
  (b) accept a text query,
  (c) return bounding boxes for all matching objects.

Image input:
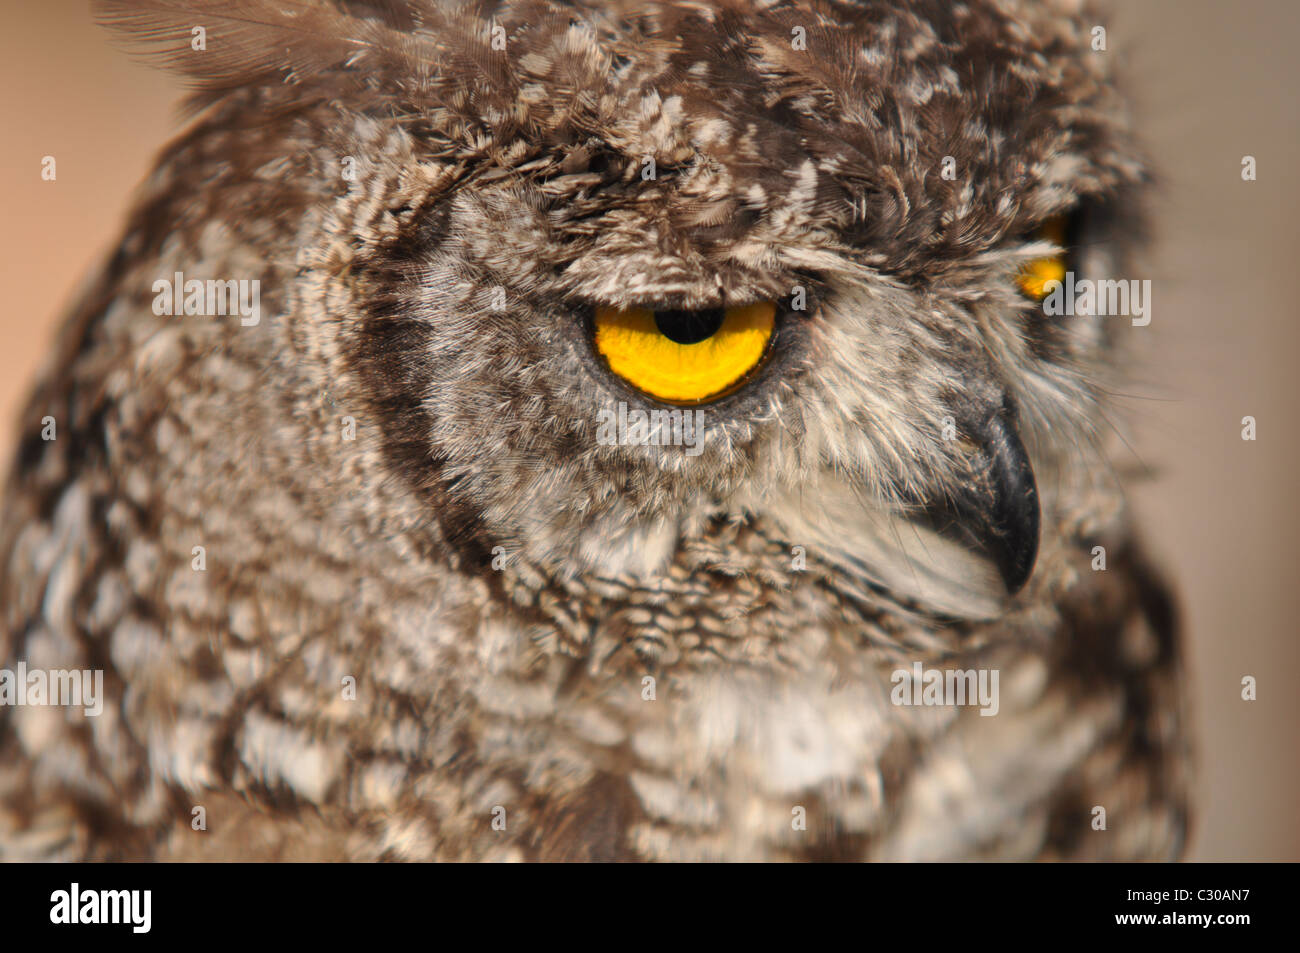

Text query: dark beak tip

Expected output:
[961,406,1042,597]
[996,485,1040,594]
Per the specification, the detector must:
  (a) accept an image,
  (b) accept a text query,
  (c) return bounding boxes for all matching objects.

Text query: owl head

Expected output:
[100,0,1147,622]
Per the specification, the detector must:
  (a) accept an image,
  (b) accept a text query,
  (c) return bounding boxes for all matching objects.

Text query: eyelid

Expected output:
[1016,216,1070,300]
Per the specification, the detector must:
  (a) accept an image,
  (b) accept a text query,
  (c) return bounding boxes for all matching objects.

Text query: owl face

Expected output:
[253,0,1148,618]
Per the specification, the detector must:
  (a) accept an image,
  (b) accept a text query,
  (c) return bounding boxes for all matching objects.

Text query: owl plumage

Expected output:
[0,0,1188,861]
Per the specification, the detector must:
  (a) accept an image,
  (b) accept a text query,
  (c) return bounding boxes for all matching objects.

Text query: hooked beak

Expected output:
[936,404,1040,594]
[764,395,1042,620]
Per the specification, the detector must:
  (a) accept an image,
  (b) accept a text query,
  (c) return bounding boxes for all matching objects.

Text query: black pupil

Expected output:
[654,308,725,345]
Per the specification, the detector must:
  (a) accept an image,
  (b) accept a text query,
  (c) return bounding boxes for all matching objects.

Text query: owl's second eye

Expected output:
[1016,215,1069,300]
[593,302,776,403]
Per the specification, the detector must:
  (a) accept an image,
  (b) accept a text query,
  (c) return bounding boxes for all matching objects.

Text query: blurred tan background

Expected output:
[1,0,1296,860]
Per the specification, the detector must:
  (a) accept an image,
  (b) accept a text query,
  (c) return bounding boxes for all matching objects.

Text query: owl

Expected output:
[0,0,1189,862]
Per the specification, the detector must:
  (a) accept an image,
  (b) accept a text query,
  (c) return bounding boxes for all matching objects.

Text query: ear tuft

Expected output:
[92,0,438,91]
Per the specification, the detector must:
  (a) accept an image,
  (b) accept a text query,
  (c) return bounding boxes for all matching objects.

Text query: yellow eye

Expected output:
[594,302,776,403]
[1016,216,1069,300]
